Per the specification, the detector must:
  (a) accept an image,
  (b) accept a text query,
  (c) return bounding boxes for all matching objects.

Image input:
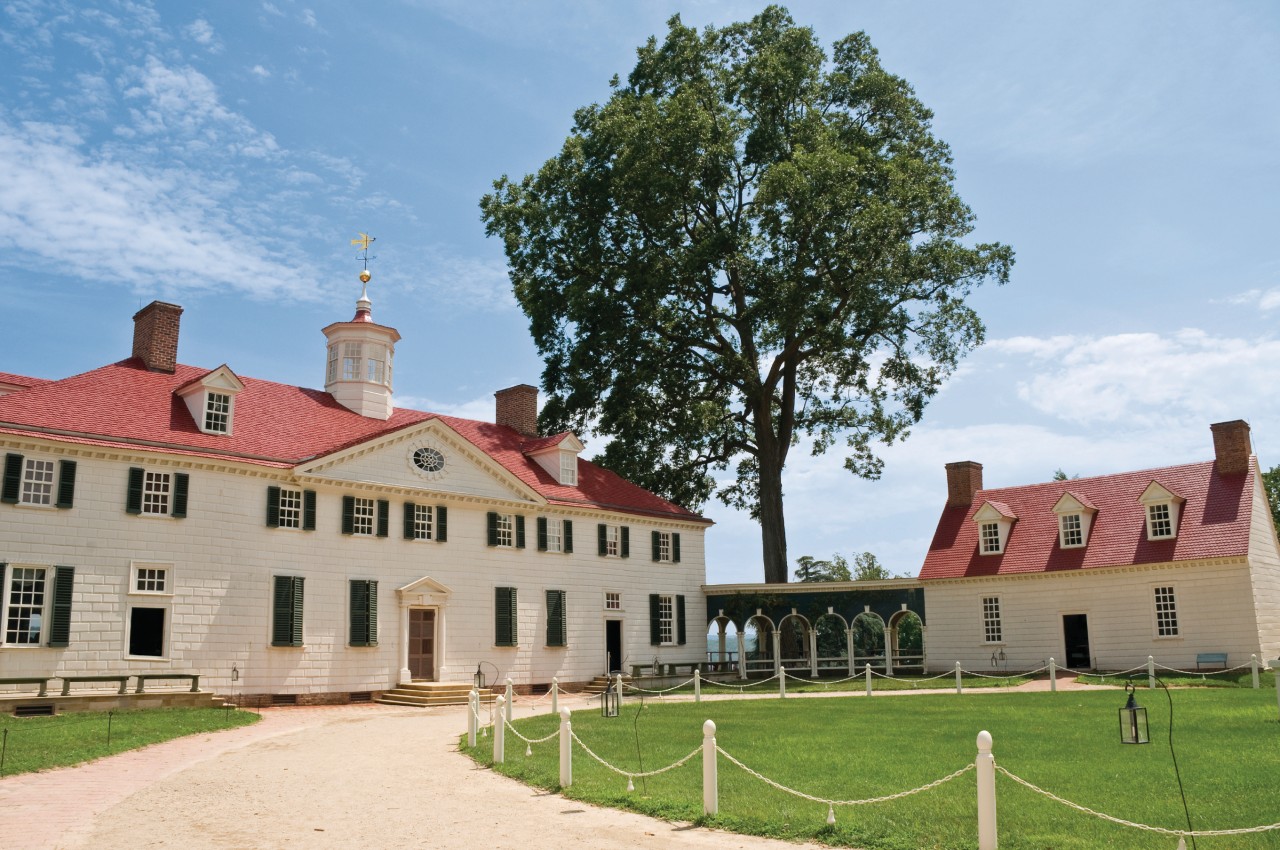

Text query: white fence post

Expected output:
[864,663,872,696]
[1049,658,1057,692]
[468,689,478,748]
[552,677,559,714]
[703,719,718,815]
[809,630,819,678]
[976,730,997,850]
[779,667,787,698]
[1251,654,1259,689]
[615,672,624,705]
[772,631,782,676]
[1274,659,1280,719]
[846,630,856,677]
[505,677,514,723]
[494,696,506,764]
[955,661,963,695]
[1148,656,1156,690]
[694,668,701,703]
[559,707,573,787]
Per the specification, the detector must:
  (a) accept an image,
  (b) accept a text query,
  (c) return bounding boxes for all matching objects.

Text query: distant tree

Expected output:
[794,553,852,583]
[851,551,891,580]
[1262,465,1280,532]
[481,6,1013,585]
[1052,468,1079,481]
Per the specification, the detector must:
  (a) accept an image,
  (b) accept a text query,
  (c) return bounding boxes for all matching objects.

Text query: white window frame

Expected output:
[130,562,173,596]
[20,457,55,506]
[351,497,375,536]
[204,391,232,434]
[604,524,620,557]
[657,593,676,646]
[142,471,172,515]
[657,531,673,563]
[1153,585,1179,638]
[981,596,1003,644]
[494,513,514,548]
[559,452,578,486]
[604,591,622,611]
[1146,503,1174,540]
[342,342,363,380]
[366,345,386,384]
[1059,513,1084,548]
[327,344,339,383]
[980,522,1002,555]
[2,565,47,646]
[277,487,303,530]
[545,518,564,553]
[412,504,435,540]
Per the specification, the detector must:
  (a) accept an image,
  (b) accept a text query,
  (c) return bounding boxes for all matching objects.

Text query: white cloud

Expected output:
[301,9,319,29]
[250,64,271,79]
[393,394,494,422]
[184,18,221,52]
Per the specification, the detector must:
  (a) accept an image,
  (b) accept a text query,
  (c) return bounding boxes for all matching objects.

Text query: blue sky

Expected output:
[2,1,1278,584]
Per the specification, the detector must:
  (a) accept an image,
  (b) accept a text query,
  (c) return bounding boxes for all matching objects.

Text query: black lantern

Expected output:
[1119,682,1149,744]
[600,683,620,717]
[473,664,486,690]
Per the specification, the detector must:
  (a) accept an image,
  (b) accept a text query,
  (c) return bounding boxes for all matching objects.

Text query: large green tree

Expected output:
[481,7,1012,583]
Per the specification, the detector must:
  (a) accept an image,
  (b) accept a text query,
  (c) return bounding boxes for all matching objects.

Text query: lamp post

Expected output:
[1119,681,1149,744]
[600,682,620,717]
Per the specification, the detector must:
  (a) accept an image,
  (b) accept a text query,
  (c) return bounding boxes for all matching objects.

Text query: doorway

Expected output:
[129,607,165,657]
[408,608,437,680]
[605,619,622,675]
[1062,614,1091,670]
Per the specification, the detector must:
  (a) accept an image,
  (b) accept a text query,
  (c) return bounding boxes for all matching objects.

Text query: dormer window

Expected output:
[560,452,578,486]
[972,501,1016,556]
[1052,492,1097,549]
[1138,481,1184,541]
[176,366,244,436]
[526,432,584,486]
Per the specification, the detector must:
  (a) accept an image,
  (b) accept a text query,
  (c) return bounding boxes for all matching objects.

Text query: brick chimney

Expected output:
[132,301,183,373]
[945,461,984,507]
[495,384,539,438]
[1210,419,1252,475]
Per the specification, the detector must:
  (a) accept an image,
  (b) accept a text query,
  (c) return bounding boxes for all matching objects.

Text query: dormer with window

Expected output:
[527,433,584,486]
[1052,491,1097,549]
[973,501,1016,555]
[1139,481,1184,541]
[176,365,244,436]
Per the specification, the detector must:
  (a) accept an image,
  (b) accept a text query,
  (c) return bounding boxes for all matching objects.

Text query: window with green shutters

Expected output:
[546,589,567,647]
[2,454,77,508]
[649,593,686,646]
[537,518,573,553]
[597,524,630,557]
[271,575,305,647]
[125,467,189,517]
[266,486,316,530]
[487,512,525,548]
[494,586,518,647]
[349,579,378,647]
[651,531,680,563]
[47,565,75,647]
[403,503,448,541]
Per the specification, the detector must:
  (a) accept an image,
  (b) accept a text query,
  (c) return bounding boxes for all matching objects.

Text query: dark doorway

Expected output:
[605,619,622,674]
[1062,614,1091,669]
[129,607,165,657]
[409,608,436,680]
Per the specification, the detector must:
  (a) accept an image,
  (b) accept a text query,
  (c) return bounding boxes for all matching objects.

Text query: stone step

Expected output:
[377,687,496,707]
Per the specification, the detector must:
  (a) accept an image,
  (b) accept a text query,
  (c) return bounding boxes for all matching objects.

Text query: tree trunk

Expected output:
[758,449,789,584]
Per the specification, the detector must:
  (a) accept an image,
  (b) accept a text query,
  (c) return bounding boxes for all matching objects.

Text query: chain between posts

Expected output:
[569,730,700,778]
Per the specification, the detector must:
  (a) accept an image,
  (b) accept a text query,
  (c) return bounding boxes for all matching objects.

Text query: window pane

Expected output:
[22,458,54,505]
[6,567,47,644]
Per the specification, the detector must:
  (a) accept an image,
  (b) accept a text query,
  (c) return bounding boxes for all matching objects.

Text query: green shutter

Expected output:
[495,586,517,647]
[342,496,355,535]
[436,506,447,542]
[47,566,75,647]
[1,453,21,503]
[302,491,317,530]
[537,517,548,551]
[649,594,661,645]
[652,530,661,562]
[55,460,76,509]
[171,472,189,518]
[487,512,498,546]
[621,526,630,558]
[515,515,526,549]
[266,486,281,527]
[126,467,144,514]
[598,523,607,556]
[672,533,681,563]
[349,579,378,647]
[564,520,573,554]
[376,499,389,537]
[676,594,687,645]
[546,589,566,647]
[272,575,304,647]
[403,502,416,539]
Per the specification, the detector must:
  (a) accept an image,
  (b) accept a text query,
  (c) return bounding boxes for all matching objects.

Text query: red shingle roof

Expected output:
[0,371,51,391]
[919,460,1253,580]
[0,358,705,523]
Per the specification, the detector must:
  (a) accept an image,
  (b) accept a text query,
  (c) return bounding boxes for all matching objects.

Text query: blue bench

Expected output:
[1196,652,1228,670]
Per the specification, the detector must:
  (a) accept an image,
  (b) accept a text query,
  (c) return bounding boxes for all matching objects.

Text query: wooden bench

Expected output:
[1196,652,1228,670]
[60,675,129,696]
[0,676,53,697]
[135,673,200,693]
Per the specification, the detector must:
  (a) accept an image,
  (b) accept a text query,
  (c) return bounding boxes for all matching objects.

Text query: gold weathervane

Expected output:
[351,232,376,284]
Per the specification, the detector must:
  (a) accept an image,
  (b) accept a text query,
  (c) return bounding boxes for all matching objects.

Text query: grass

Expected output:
[463,687,1280,849]
[0,706,258,776]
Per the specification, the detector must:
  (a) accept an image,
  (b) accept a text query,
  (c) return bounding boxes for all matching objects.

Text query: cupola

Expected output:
[322,265,401,420]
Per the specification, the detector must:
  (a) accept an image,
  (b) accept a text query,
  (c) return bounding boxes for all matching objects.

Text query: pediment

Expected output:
[973,500,1016,522]
[1139,480,1184,505]
[1052,491,1097,515]
[527,432,584,456]
[176,364,244,397]
[293,418,543,503]
[397,575,453,597]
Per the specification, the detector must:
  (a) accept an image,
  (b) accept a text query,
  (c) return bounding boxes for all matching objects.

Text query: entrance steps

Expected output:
[581,674,630,695]
[375,681,496,708]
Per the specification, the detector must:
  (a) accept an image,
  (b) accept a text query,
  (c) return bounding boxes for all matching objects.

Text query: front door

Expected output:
[409,608,436,681]
[1062,614,1091,670]
[605,619,622,674]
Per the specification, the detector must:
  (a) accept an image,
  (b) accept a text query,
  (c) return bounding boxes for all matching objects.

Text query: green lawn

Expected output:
[0,706,258,776]
[464,688,1280,849]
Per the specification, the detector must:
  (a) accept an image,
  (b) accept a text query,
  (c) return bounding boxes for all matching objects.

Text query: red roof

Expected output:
[919,460,1253,580]
[0,358,705,522]
[0,371,51,390]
